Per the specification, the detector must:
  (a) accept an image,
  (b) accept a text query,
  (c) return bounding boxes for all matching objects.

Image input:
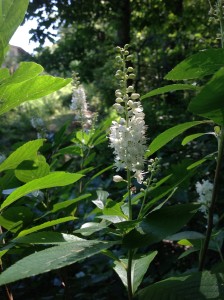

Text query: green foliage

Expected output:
[123,204,200,248]
[0,239,116,285]
[0,0,29,65]
[1,172,83,210]
[1,1,224,300]
[136,271,224,300]
[0,62,71,115]
[114,251,158,294]
[165,49,224,80]
[146,121,208,157]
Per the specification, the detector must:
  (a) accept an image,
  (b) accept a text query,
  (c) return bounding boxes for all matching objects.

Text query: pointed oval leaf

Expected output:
[123,203,200,248]
[0,139,45,172]
[0,240,116,285]
[114,251,158,294]
[0,75,71,115]
[181,133,210,146]
[15,155,50,183]
[0,0,29,65]
[147,121,207,157]
[1,172,83,210]
[141,84,199,100]
[0,206,33,232]
[165,49,224,80]
[137,271,224,300]
[188,67,224,125]
[1,62,43,85]
[13,232,85,245]
[17,216,76,237]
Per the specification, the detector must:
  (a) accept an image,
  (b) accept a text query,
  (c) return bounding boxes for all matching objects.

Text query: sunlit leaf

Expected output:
[0,239,116,285]
[0,0,29,65]
[1,172,83,210]
[141,84,199,100]
[165,49,224,80]
[0,67,71,115]
[17,217,76,237]
[0,139,44,172]
[13,232,85,244]
[146,121,208,157]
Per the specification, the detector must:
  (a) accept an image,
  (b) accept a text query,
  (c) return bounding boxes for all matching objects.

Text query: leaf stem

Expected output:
[199,126,224,271]
[127,169,133,300]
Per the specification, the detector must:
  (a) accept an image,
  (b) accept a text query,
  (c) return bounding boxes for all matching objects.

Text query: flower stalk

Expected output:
[199,126,224,271]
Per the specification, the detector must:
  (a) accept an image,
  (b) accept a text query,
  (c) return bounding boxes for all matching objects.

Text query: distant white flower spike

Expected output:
[70,86,87,112]
[196,179,213,216]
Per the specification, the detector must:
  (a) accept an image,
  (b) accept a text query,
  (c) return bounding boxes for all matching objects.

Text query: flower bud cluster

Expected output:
[109,45,147,184]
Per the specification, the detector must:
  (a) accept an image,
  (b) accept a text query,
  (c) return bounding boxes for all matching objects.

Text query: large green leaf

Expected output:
[188,67,224,125]
[17,217,76,237]
[15,155,50,183]
[146,121,206,157]
[123,203,199,248]
[1,172,83,210]
[114,251,158,294]
[0,62,71,115]
[136,271,224,300]
[0,139,44,172]
[0,239,116,285]
[165,49,224,80]
[0,206,33,233]
[1,62,43,85]
[13,231,86,245]
[141,84,199,100]
[0,0,29,65]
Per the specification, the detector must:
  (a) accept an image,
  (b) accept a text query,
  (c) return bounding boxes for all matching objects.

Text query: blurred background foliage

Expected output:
[1,1,223,299]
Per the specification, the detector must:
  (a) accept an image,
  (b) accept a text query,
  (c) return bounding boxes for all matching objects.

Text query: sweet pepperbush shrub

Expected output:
[0,1,224,300]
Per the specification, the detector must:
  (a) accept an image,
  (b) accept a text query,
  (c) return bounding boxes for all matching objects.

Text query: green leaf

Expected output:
[0,0,29,65]
[181,133,211,146]
[17,216,76,237]
[1,172,83,210]
[165,49,224,80]
[15,155,50,183]
[141,84,199,100]
[147,121,207,157]
[13,231,86,245]
[0,62,71,115]
[123,203,199,248]
[136,271,224,300]
[74,222,109,236]
[45,194,91,216]
[114,251,158,294]
[0,206,33,233]
[187,152,216,170]
[188,67,224,125]
[0,68,10,83]
[1,62,43,85]
[0,239,116,285]
[166,231,205,241]
[0,139,44,172]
